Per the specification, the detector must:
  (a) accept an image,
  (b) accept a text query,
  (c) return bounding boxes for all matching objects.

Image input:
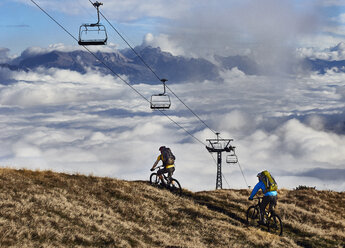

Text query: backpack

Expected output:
[261,170,278,193]
[162,147,175,165]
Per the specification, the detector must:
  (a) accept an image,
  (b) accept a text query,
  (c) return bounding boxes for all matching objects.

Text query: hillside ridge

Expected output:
[2,45,345,85]
[0,168,344,247]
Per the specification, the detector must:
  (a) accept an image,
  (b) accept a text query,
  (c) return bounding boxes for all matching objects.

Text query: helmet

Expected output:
[257,172,263,180]
[159,146,166,151]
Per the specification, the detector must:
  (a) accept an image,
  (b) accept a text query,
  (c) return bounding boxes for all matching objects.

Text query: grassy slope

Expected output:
[0,168,344,248]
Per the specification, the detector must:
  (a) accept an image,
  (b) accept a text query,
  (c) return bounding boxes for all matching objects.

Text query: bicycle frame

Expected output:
[149,166,182,196]
[256,197,275,220]
[153,166,173,183]
[247,196,283,236]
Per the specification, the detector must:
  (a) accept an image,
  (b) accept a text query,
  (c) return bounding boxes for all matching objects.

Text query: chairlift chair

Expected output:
[78,24,108,45]
[226,151,238,164]
[150,94,171,109]
[150,79,171,110]
[78,1,108,46]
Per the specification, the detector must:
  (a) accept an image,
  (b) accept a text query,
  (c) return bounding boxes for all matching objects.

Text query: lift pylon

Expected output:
[206,133,235,189]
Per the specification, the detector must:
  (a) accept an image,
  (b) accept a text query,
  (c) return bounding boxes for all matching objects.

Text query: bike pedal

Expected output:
[257,220,266,225]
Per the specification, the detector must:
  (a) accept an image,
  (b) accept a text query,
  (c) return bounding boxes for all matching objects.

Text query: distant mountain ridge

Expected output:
[4,46,221,84]
[1,45,345,83]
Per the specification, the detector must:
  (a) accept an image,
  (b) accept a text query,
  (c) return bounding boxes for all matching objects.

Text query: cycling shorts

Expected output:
[157,167,175,177]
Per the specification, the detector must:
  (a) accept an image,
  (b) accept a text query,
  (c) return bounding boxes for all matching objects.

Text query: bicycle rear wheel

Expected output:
[168,178,182,196]
[149,173,160,186]
[246,206,259,226]
[268,214,283,236]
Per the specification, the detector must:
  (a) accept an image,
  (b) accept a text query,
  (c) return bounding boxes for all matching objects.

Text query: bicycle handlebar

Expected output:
[150,165,164,171]
[249,196,263,201]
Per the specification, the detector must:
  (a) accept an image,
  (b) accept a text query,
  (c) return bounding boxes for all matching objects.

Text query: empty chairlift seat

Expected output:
[78,24,108,45]
[150,78,171,110]
[226,152,238,164]
[150,94,171,109]
[78,1,107,46]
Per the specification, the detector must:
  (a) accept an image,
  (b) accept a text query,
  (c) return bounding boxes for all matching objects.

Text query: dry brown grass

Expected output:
[0,168,344,247]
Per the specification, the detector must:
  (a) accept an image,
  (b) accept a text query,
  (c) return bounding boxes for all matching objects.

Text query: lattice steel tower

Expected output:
[206,133,235,189]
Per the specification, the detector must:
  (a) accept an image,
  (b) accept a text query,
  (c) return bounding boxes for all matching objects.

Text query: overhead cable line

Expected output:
[92,0,249,189]
[88,0,219,136]
[164,84,218,134]
[29,0,205,147]
[237,159,249,189]
[84,1,230,183]
[30,0,246,189]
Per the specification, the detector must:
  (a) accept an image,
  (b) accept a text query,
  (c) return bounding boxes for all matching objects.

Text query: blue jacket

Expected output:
[249,181,277,199]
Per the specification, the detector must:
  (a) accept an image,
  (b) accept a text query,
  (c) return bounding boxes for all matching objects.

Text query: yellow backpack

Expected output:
[261,170,278,192]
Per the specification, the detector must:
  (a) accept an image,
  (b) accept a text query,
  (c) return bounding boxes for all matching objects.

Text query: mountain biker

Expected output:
[150,146,175,185]
[248,171,278,225]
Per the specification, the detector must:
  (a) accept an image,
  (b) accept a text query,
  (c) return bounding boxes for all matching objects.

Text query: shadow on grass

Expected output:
[180,190,248,226]
[142,180,248,225]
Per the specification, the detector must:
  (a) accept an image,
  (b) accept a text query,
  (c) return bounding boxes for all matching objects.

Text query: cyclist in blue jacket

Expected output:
[248,171,278,225]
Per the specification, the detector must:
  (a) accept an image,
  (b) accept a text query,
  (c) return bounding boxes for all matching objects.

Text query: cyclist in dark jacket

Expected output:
[248,172,277,224]
[150,146,175,184]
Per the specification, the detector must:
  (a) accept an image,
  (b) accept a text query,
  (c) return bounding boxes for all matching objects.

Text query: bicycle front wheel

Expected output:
[246,206,259,226]
[268,214,283,236]
[169,178,182,196]
[149,173,160,186]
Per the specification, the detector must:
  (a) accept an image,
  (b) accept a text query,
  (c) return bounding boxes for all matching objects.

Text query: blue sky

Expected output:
[1,0,168,55]
[1,0,345,56]
[1,0,345,191]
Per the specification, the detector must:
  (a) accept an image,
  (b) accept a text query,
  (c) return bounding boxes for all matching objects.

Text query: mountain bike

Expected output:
[149,166,182,196]
[246,196,283,236]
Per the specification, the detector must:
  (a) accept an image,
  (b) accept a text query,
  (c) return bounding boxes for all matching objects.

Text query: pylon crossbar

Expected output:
[206,134,235,189]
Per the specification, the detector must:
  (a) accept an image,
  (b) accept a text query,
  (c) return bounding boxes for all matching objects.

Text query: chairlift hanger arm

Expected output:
[225,145,235,152]
[93,1,103,7]
[92,1,103,25]
[161,78,168,95]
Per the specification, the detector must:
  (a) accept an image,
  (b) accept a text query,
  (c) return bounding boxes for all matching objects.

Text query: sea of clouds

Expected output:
[3,0,345,191]
[0,57,344,191]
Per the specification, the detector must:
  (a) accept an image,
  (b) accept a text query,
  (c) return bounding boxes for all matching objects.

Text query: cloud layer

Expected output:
[5,0,345,191]
[22,1,327,58]
[154,0,321,65]
[1,51,345,191]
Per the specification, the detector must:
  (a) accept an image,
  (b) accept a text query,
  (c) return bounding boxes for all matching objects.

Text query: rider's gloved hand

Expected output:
[248,197,253,201]
[150,168,155,171]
